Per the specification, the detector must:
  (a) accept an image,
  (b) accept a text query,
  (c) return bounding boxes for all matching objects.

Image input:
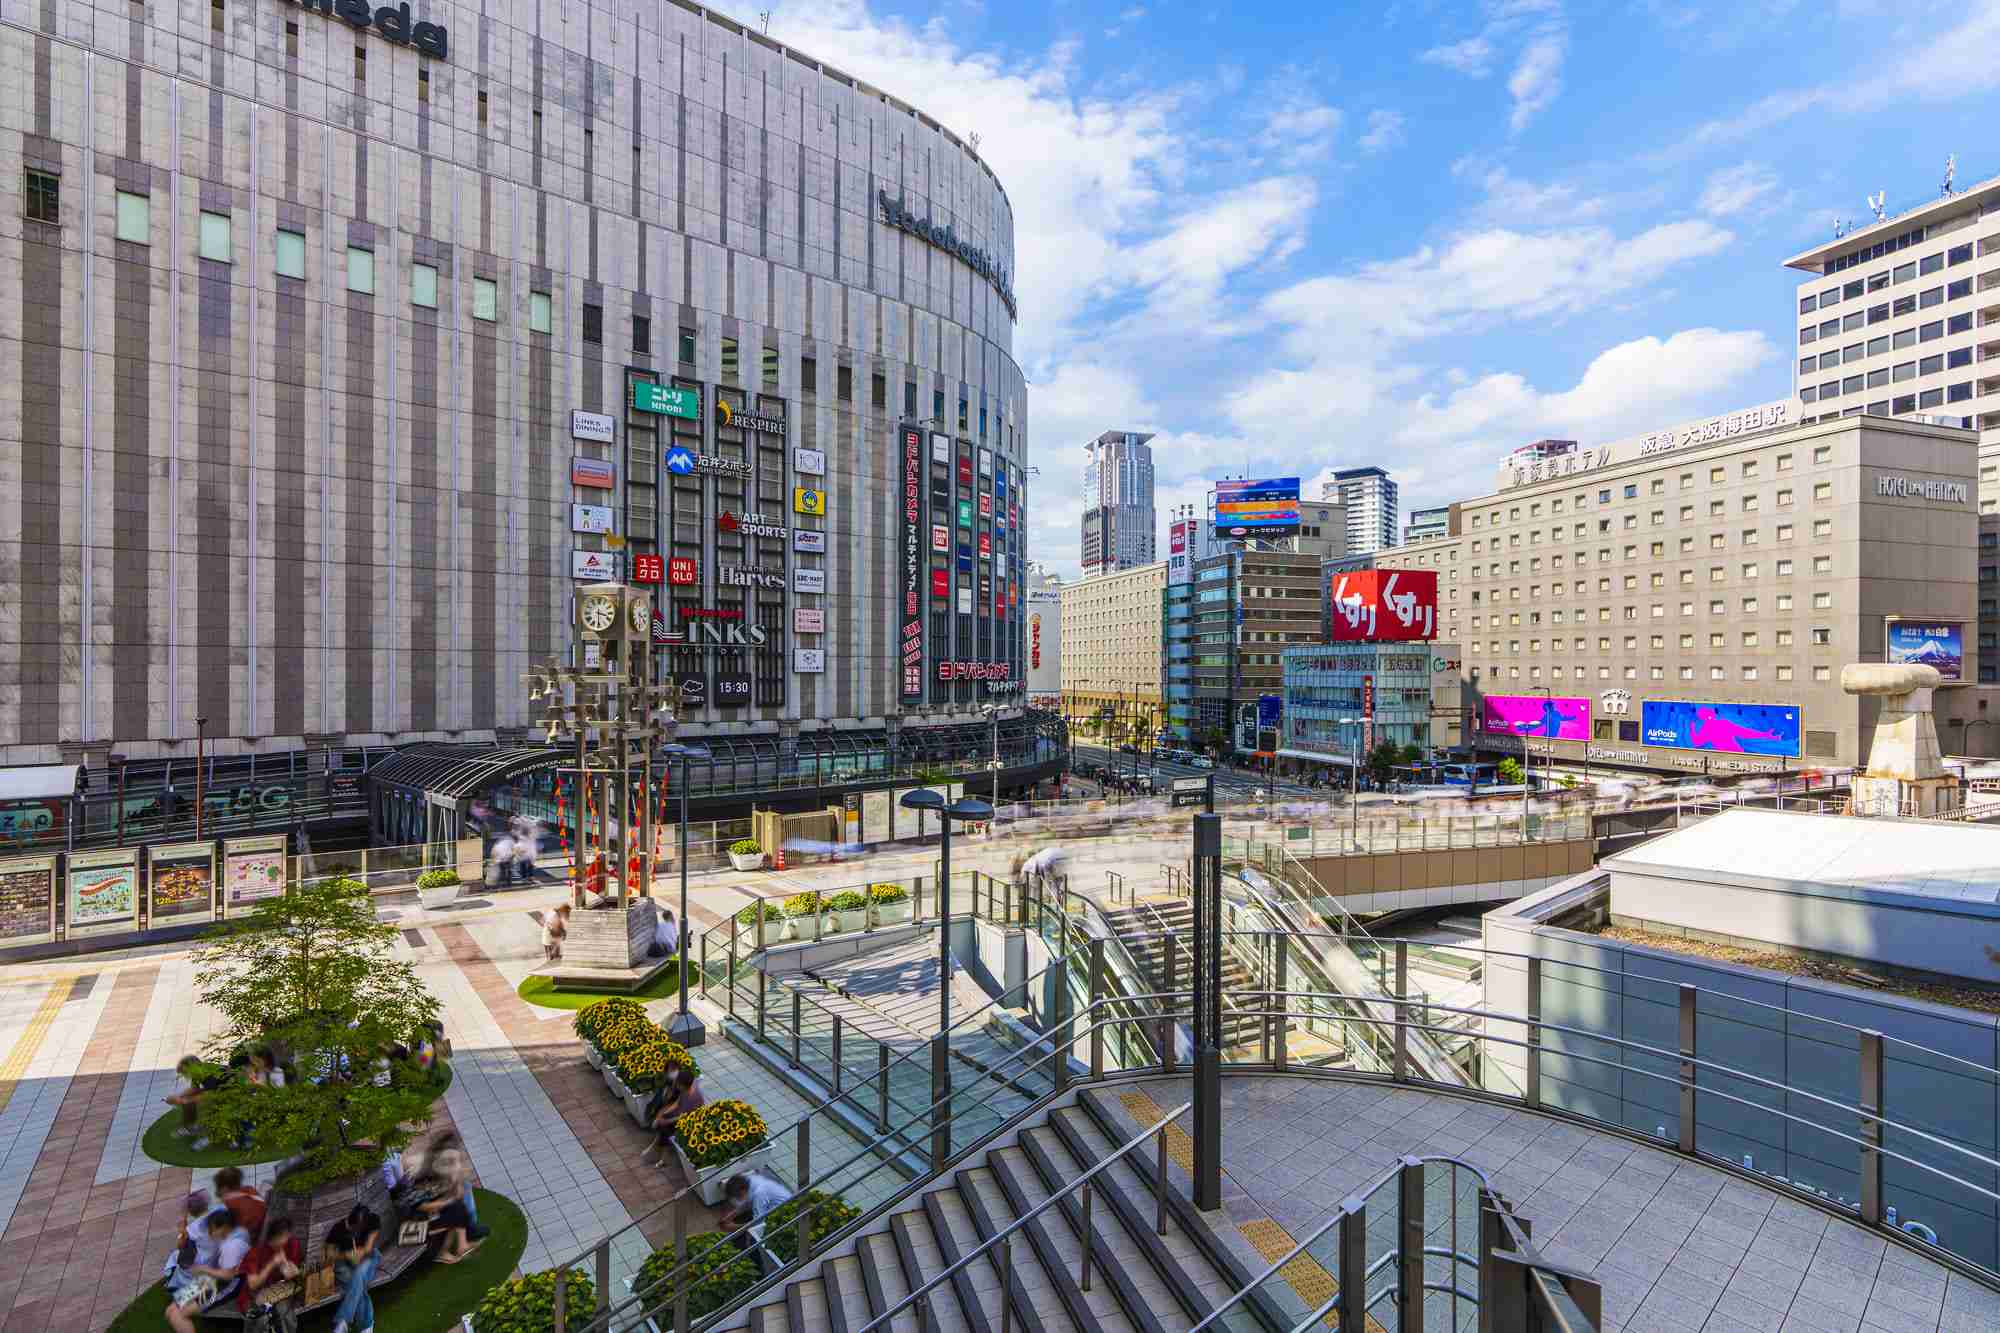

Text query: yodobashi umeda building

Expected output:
[0,0,1029,770]
[1458,405,1995,773]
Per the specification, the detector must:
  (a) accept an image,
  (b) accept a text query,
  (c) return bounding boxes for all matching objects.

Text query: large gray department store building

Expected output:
[0,0,1028,771]
[1456,408,1991,773]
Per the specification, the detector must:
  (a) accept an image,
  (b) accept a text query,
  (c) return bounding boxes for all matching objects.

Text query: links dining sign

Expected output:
[286,0,448,57]
[878,190,1017,320]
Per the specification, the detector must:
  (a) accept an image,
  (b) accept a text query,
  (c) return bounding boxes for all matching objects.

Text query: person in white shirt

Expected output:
[719,1172,792,1266]
[653,908,679,959]
[164,1212,249,1333]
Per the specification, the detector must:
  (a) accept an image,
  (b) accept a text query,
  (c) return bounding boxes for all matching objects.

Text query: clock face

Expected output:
[580,596,618,633]
[628,597,651,634]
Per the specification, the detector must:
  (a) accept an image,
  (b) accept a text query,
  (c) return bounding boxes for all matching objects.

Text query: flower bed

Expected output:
[869,882,912,923]
[470,1266,595,1333]
[734,900,786,947]
[675,1098,769,1170]
[762,1189,861,1265]
[634,1234,761,1326]
[825,890,869,934]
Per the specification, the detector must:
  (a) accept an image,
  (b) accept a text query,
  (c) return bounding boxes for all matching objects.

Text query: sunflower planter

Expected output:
[673,1099,771,1205]
[868,884,912,925]
[582,1044,604,1071]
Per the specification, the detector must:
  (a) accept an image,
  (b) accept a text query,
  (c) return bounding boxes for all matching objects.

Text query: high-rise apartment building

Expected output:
[1325,467,1400,553]
[1081,431,1157,574]
[1405,505,1453,544]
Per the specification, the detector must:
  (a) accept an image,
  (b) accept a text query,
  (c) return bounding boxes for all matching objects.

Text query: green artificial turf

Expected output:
[140,1063,455,1169]
[105,1188,525,1333]
[517,968,683,1010]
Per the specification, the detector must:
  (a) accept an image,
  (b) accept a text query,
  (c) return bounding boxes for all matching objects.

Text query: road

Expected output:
[1068,742,1325,799]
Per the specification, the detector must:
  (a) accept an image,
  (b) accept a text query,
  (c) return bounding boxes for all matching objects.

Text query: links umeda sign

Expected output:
[285,0,448,58]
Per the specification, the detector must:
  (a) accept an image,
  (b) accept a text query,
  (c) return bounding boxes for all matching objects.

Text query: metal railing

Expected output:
[857,1100,1191,1332]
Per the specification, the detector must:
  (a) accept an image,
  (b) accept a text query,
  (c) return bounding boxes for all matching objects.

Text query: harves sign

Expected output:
[877,190,1016,320]
[287,0,448,58]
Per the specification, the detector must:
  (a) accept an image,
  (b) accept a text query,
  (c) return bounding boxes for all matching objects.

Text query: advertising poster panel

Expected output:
[148,842,217,926]
[66,847,139,937]
[861,791,891,844]
[1886,620,1964,682]
[222,835,290,916]
[901,427,925,702]
[1213,477,1301,538]
[1327,570,1439,642]
[1480,695,1591,741]
[1641,700,1802,758]
[0,854,57,946]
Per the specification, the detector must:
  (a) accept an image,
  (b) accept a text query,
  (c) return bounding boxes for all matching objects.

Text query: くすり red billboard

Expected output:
[1327,569,1438,642]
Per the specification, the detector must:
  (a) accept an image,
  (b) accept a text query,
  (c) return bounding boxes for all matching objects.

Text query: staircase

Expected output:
[718,1089,1273,1332]
[1100,901,1265,1052]
[764,937,1055,1148]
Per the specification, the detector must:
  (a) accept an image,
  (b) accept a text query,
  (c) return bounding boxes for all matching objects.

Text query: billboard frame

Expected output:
[1639,698,1803,760]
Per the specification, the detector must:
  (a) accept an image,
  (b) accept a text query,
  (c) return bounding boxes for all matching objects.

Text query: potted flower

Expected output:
[734,901,786,948]
[727,838,766,872]
[673,1098,770,1205]
[763,1189,862,1265]
[634,1233,761,1326]
[589,1005,658,1088]
[414,867,461,911]
[471,1267,595,1333]
[825,890,870,935]
[869,882,912,925]
[572,996,645,1071]
[612,1038,700,1126]
[781,892,822,941]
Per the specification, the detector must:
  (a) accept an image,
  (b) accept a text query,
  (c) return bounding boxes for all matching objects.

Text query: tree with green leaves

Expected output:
[1496,757,1525,786]
[191,876,443,1194]
[1365,740,1404,785]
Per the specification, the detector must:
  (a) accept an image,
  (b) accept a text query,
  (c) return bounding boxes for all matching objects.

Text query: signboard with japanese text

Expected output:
[571,456,616,488]
[66,847,138,938]
[147,841,216,926]
[794,608,824,634]
[630,381,699,419]
[222,835,289,916]
[794,530,826,554]
[900,427,925,701]
[0,855,56,946]
[1886,620,1964,682]
[631,554,664,584]
[1327,569,1438,642]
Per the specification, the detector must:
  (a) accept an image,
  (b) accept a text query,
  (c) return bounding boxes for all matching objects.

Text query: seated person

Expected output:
[165,1209,252,1333]
[327,1210,381,1333]
[717,1172,791,1261]
[651,908,680,960]
[213,1167,267,1239]
[245,1047,286,1089]
[406,1130,486,1262]
[637,1070,704,1167]
[236,1215,302,1313]
[163,1056,226,1141]
[160,1191,212,1283]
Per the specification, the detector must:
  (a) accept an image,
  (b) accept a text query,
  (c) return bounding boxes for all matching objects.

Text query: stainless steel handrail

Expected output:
[854,1100,1194,1333]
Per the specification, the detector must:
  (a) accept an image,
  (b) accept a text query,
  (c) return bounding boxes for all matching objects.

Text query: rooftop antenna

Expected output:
[1943,154,1957,197]
[758,8,771,32]
[968,132,981,155]
[1833,216,1848,239]
[1868,190,1886,221]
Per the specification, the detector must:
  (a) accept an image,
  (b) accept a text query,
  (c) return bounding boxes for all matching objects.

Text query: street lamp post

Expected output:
[194,716,208,839]
[1341,718,1361,849]
[899,788,995,1033]
[660,741,709,1046]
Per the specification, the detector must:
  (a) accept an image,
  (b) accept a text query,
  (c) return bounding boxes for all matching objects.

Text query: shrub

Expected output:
[866,882,909,905]
[763,1189,862,1265]
[415,868,459,889]
[471,1267,596,1333]
[571,996,646,1046]
[728,838,762,857]
[825,890,868,913]
[615,1038,700,1093]
[634,1233,761,1327]
[675,1099,769,1169]
[781,892,821,918]
[734,901,783,927]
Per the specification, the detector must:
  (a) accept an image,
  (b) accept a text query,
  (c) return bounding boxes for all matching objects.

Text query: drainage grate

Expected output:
[64,975,97,1003]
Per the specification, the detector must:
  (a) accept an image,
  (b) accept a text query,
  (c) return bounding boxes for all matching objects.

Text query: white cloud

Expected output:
[1699,162,1781,218]
[1421,36,1495,75]
[1258,95,1343,165]
[1452,160,1610,221]
[1506,32,1565,131]
[1359,110,1406,154]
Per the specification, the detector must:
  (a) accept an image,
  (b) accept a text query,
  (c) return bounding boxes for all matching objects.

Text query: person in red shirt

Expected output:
[237,1215,302,1313]
[213,1166,267,1239]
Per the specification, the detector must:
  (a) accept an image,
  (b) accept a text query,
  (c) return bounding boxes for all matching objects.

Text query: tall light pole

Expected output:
[1525,684,1552,841]
[981,703,1002,810]
[194,716,208,839]
[899,788,994,1033]
[660,740,708,1046]
[1340,717,1362,849]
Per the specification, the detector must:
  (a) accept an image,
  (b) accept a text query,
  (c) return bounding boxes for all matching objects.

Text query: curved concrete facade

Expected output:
[0,0,1027,765]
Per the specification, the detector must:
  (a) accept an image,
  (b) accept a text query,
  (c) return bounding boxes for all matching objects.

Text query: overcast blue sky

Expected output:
[765,0,2000,576]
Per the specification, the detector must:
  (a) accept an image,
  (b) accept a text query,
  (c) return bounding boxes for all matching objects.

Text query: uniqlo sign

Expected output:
[1327,569,1438,642]
[632,554,664,584]
[667,557,698,586]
